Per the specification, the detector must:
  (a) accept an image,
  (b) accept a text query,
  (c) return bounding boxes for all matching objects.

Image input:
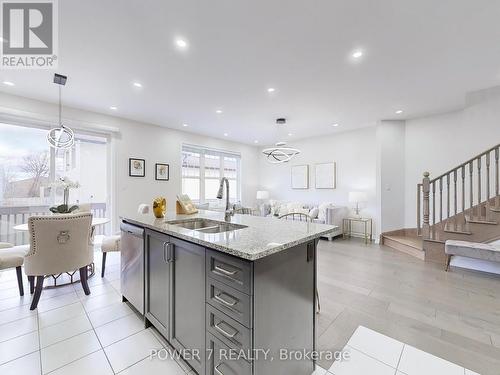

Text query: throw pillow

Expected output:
[309,207,319,219]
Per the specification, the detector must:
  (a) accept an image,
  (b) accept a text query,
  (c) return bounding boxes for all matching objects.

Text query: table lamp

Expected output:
[348,191,367,217]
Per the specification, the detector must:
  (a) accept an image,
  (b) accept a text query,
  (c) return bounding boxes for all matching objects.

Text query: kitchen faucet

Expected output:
[216,177,234,222]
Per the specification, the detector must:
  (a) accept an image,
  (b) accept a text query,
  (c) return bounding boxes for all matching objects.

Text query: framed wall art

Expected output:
[315,162,336,189]
[129,158,145,177]
[291,165,309,189]
[155,163,170,181]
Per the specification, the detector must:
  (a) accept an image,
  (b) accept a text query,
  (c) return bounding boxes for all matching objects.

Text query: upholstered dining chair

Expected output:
[25,213,94,310]
[278,212,321,313]
[0,242,30,296]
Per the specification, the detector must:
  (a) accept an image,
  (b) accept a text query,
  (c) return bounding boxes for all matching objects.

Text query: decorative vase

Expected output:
[153,197,166,218]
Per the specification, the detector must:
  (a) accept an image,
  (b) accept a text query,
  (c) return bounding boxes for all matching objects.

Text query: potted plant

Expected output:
[49,177,81,214]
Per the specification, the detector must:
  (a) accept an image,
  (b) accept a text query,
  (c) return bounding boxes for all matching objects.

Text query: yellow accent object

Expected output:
[153,197,167,218]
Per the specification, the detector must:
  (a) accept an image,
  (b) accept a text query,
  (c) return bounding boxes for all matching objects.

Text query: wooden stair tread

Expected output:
[382,234,424,260]
[383,235,423,250]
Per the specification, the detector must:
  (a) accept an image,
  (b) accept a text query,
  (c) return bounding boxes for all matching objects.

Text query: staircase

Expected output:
[382,143,500,264]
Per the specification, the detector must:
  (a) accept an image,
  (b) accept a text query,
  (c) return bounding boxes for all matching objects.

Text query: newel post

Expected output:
[422,172,431,239]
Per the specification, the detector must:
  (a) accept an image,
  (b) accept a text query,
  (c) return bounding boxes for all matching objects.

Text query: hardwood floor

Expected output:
[316,237,500,375]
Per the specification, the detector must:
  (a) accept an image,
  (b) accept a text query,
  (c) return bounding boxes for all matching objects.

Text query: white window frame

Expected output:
[181,144,241,205]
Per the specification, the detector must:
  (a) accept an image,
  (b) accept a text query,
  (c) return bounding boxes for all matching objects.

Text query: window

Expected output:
[0,122,109,244]
[181,145,241,205]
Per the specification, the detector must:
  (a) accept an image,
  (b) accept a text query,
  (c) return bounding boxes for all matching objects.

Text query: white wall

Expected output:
[376,121,405,233]
[0,92,261,231]
[258,127,379,237]
[404,86,500,227]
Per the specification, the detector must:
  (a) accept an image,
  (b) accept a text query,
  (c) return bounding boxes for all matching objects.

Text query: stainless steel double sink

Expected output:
[166,218,247,234]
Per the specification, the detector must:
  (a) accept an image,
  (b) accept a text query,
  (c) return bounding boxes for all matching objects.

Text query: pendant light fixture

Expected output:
[47,73,75,149]
[262,118,301,163]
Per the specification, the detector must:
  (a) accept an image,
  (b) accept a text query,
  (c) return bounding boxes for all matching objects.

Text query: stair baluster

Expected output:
[439,177,443,223]
[469,161,474,215]
[461,165,466,229]
[486,152,491,219]
[422,172,430,240]
[477,157,482,220]
[496,148,499,206]
[432,181,436,227]
[417,183,422,236]
[454,170,458,230]
[446,174,450,224]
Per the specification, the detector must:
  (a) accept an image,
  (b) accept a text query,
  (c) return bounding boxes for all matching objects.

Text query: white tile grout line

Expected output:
[73,295,116,375]
[37,304,43,375]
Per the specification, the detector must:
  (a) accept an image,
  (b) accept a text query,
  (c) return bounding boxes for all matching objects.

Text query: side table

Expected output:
[343,217,373,244]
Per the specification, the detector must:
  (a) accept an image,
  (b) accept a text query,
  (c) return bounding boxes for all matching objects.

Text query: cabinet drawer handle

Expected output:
[214,292,238,307]
[162,242,168,263]
[214,321,237,338]
[214,264,238,276]
[214,364,225,375]
[163,242,174,263]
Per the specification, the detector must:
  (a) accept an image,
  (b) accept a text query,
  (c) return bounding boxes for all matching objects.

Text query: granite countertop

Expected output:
[121,210,337,260]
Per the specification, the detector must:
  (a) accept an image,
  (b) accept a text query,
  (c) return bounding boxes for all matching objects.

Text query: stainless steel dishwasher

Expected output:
[120,221,145,315]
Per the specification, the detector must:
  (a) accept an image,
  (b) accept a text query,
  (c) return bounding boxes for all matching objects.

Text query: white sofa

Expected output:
[264,201,348,240]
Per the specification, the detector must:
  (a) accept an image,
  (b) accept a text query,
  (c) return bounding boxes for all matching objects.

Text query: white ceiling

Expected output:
[1,0,500,145]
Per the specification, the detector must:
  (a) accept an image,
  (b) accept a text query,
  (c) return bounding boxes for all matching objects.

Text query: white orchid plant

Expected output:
[49,177,81,214]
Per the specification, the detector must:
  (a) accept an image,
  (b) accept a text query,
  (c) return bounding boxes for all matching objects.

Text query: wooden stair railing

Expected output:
[417,143,500,246]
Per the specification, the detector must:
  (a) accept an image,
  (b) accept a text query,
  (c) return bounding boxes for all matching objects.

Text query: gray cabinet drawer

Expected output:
[206,278,252,328]
[206,304,252,353]
[206,249,252,294]
[207,333,252,375]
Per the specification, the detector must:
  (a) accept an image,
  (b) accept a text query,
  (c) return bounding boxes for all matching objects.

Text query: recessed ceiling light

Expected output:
[223,133,228,137]
[109,106,118,110]
[175,39,188,49]
[352,50,363,59]
[267,87,275,93]
[3,81,14,86]
[182,123,189,127]
[332,123,339,127]
[132,82,142,88]
[254,140,259,144]
[395,110,403,114]
[288,133,293,136]
[216,109,223,114]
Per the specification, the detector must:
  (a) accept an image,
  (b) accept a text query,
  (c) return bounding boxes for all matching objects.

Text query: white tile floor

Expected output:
[326,326,481,375]
[0,252,193,375]
[0,251,481,375]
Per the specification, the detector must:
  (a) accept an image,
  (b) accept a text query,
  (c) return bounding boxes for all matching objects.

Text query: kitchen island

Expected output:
[120,210,336,375]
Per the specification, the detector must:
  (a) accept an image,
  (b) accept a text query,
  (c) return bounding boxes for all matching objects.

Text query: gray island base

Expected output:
[120,211,336,375]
